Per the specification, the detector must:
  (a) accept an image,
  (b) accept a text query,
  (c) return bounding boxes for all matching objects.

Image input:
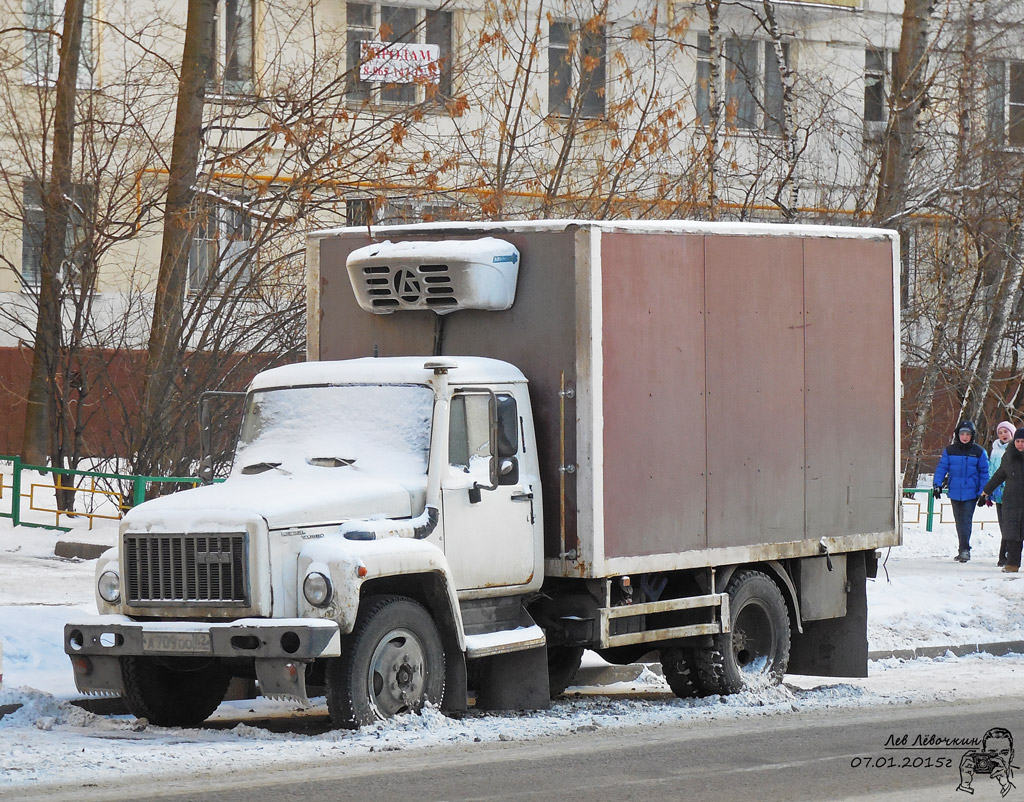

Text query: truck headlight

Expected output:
[303,571,332,607]
[97,570,120,604]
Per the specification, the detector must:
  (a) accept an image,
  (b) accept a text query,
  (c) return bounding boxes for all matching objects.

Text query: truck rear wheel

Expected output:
[660,647,700,698]
[326,595,445,729]
[121,656,230,727]
[694,570,791,695]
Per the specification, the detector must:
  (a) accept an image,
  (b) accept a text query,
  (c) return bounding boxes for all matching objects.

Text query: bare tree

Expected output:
[19,0,86,472]
[133,0,216,478]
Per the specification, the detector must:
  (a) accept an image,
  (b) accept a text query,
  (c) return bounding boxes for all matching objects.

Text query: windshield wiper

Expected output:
[307,456,357,468]
[241,461,286,475]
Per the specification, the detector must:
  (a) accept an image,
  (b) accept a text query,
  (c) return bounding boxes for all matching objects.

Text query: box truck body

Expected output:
[311,220,900,575]
[65,220,900,729]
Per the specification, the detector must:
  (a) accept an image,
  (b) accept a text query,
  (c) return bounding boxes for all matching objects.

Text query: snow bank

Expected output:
[1,503,1023,790]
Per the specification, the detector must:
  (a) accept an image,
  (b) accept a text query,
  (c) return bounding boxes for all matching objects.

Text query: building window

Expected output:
[864,49,890,124]
[548,19,606,118]
[987,60,1024,148]
[863,48,898,140]
[763,43,786,135]
[346,3,453,105]
[697,35,788,132]
[21,180,93,288]
[346,198,373,227]
[696,36,711,126]
[726,38,758,130]
[23,0,96,88]
[385,201,452,223]
[189,197,252,294]
[209,0,254,95]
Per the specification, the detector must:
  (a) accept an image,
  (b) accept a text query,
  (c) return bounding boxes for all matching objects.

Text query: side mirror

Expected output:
[486,392,499,488]
[198,390,247,485]
[467,391,499,503]
[199,398,214,485]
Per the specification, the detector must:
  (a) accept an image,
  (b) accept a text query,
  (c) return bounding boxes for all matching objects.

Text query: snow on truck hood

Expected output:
[121,470,425,532]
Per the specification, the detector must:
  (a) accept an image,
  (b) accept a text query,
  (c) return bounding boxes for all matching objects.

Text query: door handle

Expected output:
[511,491,533,502]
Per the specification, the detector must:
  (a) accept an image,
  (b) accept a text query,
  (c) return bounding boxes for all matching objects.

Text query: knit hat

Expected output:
[956,421,977,442]
[997,421,1015,438]
[1014,428,1024,441]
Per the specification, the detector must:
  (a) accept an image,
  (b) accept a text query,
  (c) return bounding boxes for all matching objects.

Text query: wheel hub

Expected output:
[733,601,774,674]
[368,628,427,717]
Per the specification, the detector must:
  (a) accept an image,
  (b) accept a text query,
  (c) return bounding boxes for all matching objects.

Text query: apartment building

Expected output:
[0,0,1021,457]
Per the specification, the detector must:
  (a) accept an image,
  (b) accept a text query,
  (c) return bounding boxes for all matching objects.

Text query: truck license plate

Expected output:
[142,631,212,654]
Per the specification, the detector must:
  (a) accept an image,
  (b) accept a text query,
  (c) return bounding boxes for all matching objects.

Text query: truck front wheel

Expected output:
[121,656,230,727]
[326,595,445,729]
[694,570,791,695]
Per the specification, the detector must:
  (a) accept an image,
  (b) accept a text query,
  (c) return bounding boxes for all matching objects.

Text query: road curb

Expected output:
[574,641,1024,688]
[54,540,113,560]
[868,640,1024,661]
[573,663,659,686]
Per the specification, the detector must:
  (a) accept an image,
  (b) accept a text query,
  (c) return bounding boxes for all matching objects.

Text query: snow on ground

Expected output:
[1,505,1023,791]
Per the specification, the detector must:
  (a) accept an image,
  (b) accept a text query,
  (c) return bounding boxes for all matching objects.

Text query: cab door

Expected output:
[440,388,537,591]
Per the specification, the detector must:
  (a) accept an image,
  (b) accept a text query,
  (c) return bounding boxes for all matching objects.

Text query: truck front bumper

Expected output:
[64,615,341,704]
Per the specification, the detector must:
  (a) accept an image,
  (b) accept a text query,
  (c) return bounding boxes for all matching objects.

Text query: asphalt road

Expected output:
[18,697,1023,802]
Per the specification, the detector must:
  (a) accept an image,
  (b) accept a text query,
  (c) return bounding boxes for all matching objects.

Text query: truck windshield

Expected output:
[234,384,433,481]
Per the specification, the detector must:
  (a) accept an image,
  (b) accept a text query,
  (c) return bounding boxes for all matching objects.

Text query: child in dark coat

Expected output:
[933,420,989,562]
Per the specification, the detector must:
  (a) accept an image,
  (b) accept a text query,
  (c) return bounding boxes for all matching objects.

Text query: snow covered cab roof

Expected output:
[249,357,528,392]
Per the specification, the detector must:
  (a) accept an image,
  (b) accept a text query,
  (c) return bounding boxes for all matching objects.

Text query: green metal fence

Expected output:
[902,487,938,532]
[0,455,205,532]
[0,455,955,534]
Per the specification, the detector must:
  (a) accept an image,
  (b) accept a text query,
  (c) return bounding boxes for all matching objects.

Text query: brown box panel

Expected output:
[601,232,708,559]
[317,228,581,561]
[705,236,806,549]
[318,234,436,360]
[804,237,896,536]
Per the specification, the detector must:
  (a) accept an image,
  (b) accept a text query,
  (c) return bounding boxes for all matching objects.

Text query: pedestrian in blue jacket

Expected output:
[933,420,989,562]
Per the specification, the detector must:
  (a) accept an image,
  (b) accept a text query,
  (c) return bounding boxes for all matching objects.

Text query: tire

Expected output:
[121,655,231,727]
[547,645,584,698]
[694,570,791,695]
[660,647,700,698]
[326,595,445,730]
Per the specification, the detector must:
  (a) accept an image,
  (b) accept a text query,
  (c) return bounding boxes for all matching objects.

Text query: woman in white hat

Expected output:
[990,420,1016,567]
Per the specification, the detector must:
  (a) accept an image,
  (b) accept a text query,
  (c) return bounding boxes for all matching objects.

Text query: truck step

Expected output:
[465,625,546,659]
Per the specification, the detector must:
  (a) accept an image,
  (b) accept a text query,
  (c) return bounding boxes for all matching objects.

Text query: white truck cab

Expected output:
[67,356,549,727]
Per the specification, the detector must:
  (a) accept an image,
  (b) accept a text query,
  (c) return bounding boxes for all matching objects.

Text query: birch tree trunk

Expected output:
[759,0,799,217]
[873,0,934,487]
[961,178,1024,424]
[702,0,722,220]
[872,0,933,227]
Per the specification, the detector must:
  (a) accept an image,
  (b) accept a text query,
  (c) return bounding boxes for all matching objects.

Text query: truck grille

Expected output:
[124,533,250,606]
